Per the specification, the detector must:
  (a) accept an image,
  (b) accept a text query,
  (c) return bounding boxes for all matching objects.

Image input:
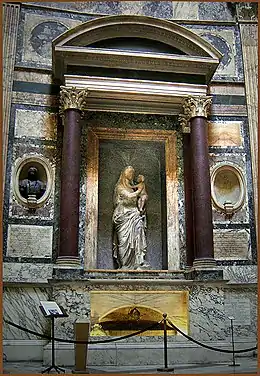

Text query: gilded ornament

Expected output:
[59,86,89,116]
[182,95,212,120]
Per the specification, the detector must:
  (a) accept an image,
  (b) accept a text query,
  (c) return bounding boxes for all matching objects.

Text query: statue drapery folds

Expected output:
[112,166,150,270]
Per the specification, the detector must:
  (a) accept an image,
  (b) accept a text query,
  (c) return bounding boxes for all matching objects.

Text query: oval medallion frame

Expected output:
[211,163,246,213]
[13,155,53,208]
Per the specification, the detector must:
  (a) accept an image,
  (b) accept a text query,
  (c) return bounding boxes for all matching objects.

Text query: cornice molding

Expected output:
[63,75,207,116]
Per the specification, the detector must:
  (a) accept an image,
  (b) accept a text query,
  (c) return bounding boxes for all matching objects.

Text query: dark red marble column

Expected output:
[57,108,82,265]
[190,116,215,266]
[183,133,195,268]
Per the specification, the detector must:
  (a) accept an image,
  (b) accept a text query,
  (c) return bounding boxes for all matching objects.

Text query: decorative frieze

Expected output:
[179,95,212,132]
[59,87,89,116]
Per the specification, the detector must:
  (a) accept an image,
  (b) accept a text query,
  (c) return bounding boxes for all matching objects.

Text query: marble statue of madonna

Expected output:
[112,166,150,270]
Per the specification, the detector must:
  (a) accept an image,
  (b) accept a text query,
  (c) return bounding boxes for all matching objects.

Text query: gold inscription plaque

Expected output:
[90,291,189,336]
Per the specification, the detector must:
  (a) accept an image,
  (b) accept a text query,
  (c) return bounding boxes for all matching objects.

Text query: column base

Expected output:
[56,256,81,268]
[192,258,216,269]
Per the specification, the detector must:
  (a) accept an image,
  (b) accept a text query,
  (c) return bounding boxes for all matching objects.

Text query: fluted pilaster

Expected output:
[240,23,258,229]
[3,3,20,191]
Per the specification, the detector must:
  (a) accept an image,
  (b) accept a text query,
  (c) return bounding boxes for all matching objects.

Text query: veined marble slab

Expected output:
[189,285,226,341]
[3,286,51,340]
[222,265,257,284]
[3,262,53,283]
[224,288,257,337]
[208,121,243,147]
[15,108,57,140]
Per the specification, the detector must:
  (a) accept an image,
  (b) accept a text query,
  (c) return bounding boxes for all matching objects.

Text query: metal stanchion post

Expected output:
[42,316,65,374]
[228,316,240,367]
[157,313,174,372]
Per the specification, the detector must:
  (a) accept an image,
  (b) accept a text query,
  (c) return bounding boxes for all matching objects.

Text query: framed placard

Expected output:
[40,301,66,317]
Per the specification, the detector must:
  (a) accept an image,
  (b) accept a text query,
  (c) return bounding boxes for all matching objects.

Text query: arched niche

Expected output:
[13,155,53,209]
[211,163,246,214]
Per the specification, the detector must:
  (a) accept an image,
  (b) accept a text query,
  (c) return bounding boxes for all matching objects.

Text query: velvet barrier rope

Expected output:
[166,318,257,354]
[4,317,257,353]
[4,318,164,344]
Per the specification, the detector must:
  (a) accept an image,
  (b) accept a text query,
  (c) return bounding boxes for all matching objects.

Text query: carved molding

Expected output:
[59,86,89,115]
[53,16,221,83]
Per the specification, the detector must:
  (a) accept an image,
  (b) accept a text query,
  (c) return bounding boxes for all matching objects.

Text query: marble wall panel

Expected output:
[3,3,20,192]
[240,23,258,230]
[12,92,59,107]
[223,288,257,339]
[17,4,241,78]
[3,262,53,283]
[236,2,258,22]
[16,9,86,67]
[52,283,91,339]
[189,285,226,341]
[208,121,243,148]
[186,25,243,81]
[44,282,256,345]
[222,265,257,284]
[213,229,251,261]
[7,224,53,258]
[15,108,57,140]
[26,2,235,21]
[198,2,234,21]
[3,286,51,340]
[13,71,53,84]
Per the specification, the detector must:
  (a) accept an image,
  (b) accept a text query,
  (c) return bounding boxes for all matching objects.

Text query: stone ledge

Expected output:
[184,269,225,281]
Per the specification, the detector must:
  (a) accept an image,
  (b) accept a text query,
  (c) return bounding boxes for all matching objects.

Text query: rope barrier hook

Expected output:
[157,313,174,373]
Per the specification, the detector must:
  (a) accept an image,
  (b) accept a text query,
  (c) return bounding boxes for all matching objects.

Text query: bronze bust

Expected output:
[19,166,46,200]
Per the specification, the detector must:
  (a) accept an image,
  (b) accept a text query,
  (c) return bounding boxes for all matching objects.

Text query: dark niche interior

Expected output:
[97,139,167,270]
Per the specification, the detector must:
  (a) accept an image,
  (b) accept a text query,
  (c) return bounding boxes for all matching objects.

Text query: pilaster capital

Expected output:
[59,86,89,116]
[179,95,212,133]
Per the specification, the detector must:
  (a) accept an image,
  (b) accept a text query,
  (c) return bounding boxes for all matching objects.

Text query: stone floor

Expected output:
[3,358,258,374]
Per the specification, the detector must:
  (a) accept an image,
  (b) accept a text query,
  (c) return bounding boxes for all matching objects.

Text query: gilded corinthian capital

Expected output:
[183,95,212,119]
[59,86,89,115]
[179,95,212,133]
